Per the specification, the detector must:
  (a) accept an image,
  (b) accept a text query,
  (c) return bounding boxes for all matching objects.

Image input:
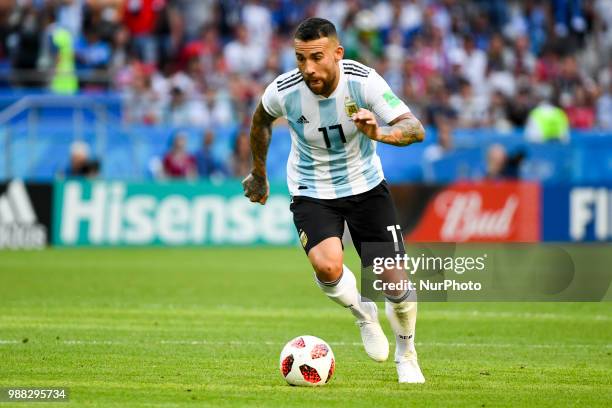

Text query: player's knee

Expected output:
[312,258,343,283]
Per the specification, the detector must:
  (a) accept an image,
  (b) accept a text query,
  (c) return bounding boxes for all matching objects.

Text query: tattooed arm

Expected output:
[352,109,425,147]
[242,101,277,205]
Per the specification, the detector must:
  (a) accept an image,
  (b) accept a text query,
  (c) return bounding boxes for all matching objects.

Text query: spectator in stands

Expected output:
[384,29,406,71]
[508,35,536,76]
[486,90,513,132]
[64,141,100,178]
[223,25,266,76]
[553,0,587,38]
[485,33,516,97]
[194,130,227,179]
[444,50,466,95]
[525,95,570,143]
[487,144,507,180]
[110,27,130,71]
[75,28,111,71]
[400,56,427,114]
[554,55,597,109]
[175,0,215,41]
[242,0,273,49]
[49,23,79,95]
[486,33,510,74]
[180,25,221,75]
[424,84,457,128]
[162,132,197,179]
[485,144,523,180]
[449,78,487,128]
[7,2,42,87]
[56,0,85,41]
[596,80,612,129]
[398,0,424,36]
[564,85,596,129]
[153,0,183,66]
[164,86,210,127]
[121,0,159,64]
[506,86,534,128]
[456,34,487,95]
[229,131,252,178]
[412,27,448,81]
[123,64,163,124]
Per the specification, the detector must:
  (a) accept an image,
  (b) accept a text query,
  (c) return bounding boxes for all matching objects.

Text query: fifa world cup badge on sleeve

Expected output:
[344,96,358,119]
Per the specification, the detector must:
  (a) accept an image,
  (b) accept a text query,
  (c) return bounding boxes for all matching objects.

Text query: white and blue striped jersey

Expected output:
[261,59,411,199]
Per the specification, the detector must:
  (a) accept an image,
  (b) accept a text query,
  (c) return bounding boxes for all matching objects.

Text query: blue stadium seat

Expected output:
[520,143,573,183]
[427,148,483,182]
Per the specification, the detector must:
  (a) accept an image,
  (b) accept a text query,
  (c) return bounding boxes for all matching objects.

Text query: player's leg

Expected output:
[308,236,364,319]
[345,181,425,383]
[290,196,389,362]
[308,236,389,362]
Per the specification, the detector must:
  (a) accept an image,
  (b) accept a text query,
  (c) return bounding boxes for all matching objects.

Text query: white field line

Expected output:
[425,311,612,321]
[0,338,610,349]
[0,309,610,322]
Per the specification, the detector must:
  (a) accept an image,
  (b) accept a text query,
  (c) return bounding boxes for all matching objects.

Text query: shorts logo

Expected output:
[299,230,308,248]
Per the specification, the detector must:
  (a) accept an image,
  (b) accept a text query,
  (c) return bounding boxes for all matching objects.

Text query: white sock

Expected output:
[315,265,370,321]
[385,298,418,361]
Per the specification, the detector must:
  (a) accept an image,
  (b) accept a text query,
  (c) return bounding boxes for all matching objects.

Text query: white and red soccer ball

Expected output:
[279,335,335,386]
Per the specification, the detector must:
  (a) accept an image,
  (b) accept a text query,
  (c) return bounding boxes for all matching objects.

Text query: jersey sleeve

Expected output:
[261,81,284,118]
[364,70,411,124]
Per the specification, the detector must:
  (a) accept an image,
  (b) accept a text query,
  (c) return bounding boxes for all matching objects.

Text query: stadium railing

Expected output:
[0,92,611,183]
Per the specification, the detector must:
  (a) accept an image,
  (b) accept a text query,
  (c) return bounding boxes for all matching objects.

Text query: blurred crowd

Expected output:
[2,0,612,180]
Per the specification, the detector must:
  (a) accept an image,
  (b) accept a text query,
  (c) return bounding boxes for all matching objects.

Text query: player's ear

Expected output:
[334,45,344,62]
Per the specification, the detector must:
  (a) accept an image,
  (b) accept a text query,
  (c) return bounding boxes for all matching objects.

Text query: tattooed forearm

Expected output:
[377,113,425,146]
[250,101,276,177]
[242,101,275,204]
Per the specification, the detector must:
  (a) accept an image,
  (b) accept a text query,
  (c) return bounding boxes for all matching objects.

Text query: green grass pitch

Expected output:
[0,247,610,407]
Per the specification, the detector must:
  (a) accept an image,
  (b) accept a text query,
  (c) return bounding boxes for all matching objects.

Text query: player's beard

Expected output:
[305,72,336,96]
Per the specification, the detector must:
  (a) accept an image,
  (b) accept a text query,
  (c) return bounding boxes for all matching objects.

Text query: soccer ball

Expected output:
[279,335,335,386]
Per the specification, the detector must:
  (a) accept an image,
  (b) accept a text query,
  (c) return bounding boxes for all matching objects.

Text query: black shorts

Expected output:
[289,180,405,266]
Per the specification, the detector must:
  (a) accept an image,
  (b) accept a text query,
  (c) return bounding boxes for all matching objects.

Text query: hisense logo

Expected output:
[0,180,46,249]
[59,181,293,245]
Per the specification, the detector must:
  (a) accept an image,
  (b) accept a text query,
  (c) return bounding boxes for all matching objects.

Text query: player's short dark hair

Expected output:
[294,18,337,41]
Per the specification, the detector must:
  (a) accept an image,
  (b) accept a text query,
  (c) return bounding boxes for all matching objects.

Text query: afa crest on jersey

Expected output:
[344,96,359,119]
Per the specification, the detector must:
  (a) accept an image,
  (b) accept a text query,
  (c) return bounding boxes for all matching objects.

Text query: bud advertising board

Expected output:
[392,182,541,242]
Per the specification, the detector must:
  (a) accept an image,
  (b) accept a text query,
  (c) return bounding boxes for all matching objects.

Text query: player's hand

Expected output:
[242,171,270,205]
[352,108,381,141]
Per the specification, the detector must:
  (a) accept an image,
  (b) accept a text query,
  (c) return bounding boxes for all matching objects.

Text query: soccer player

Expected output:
[243,17,425,383]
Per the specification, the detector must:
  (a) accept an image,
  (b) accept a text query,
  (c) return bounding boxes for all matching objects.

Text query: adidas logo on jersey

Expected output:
[0,179,47,249]
[296,115,309,124]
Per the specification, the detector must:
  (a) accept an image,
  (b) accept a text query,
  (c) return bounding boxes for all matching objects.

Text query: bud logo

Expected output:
[53,181,296,246]
[408,182,540,242]
[435,191,518,241]
[0,180,47,249]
